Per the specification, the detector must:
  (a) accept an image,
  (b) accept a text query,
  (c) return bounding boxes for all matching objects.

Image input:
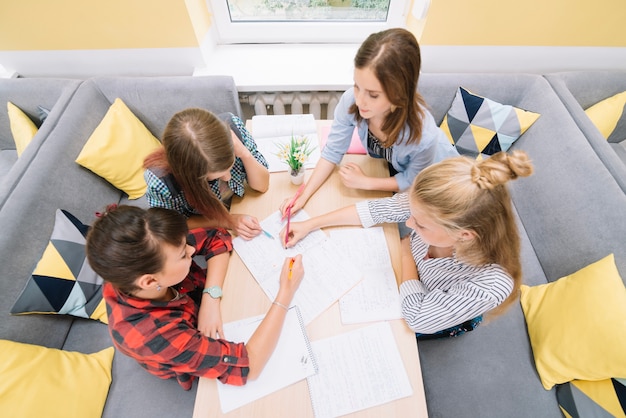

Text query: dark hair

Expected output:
[143,108,234,225]
[349,28,426,147]
[86,205,188,294]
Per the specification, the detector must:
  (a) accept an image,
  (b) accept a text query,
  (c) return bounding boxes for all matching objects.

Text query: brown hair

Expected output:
[86,205,188,294]
[143,108,234,226]
[349,28,426,147]
[410,151,534,315]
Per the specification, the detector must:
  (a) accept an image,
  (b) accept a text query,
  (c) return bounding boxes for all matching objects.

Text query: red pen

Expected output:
[282,183,306,221]
[284,205,291,247]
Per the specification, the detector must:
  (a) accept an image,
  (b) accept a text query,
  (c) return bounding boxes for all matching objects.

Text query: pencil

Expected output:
[262,229,274,239]
[288,257,295,280]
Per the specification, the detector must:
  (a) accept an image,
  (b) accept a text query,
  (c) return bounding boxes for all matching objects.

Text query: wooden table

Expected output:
[193,120,428,418]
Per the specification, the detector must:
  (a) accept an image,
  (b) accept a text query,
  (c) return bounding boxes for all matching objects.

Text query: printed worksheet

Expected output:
[331,227,402,324]
[233,210,363,325]
[306,321,413,418]
[217,306,317,413]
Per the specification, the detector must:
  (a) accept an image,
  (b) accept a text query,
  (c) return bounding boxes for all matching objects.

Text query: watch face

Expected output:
[208,286,222,298]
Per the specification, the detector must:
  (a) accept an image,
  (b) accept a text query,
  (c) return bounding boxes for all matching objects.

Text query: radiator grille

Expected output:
[240,91,343,120]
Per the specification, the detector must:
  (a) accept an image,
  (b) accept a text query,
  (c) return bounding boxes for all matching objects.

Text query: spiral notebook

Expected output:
[216,306,318,413]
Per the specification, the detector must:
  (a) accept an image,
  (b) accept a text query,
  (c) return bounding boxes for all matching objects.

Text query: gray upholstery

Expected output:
[417,73,626,418]
[0,77,82,207]
[544,70,626,193]
[1,73,626,418]
[0,75,243,418]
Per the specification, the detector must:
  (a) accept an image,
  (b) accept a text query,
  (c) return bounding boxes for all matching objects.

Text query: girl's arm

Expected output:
[338,162,400,192]
[280,204,361,248]
[232,130,270,193]
[197,251,230,339]
[400,235,419,283]
[279,158,336,218]
[245,255,304,380]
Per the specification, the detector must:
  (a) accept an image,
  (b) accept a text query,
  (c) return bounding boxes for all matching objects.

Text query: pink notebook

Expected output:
[319,125,367,155]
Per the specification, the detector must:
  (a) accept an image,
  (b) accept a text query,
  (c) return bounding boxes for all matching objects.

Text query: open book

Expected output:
[251,114,322,172]
[216,306,318,413]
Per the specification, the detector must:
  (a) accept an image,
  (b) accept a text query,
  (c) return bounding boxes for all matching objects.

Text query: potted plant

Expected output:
[276,133,316,185]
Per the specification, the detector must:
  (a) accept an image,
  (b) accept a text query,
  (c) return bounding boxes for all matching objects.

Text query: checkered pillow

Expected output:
[440,87,540,159]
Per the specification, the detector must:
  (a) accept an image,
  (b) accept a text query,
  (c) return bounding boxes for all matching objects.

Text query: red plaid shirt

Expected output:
[103,227,249,390]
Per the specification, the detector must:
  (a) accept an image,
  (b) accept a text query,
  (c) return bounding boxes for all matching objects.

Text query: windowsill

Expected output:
[193,43,358,92]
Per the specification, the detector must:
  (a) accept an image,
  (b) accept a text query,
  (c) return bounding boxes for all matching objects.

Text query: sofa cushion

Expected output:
[556,378,626,418]
[11,209,107,324]
[520,254,626,390]
[7,101,38,156]
[75,98,161,200]
[0,339,114,418]
[584,90,626,142]
[439,86,540,158]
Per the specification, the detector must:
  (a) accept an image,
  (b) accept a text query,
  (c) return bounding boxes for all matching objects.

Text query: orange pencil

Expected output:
[288,257,295,280]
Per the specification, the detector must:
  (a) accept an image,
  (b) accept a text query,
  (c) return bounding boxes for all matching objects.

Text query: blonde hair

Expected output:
[144,108,234,225]
[410,150,534,315]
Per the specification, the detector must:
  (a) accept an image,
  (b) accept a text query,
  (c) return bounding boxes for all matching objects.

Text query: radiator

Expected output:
[240,91,344,120]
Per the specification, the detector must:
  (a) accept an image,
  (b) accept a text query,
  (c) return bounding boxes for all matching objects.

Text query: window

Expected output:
[208,0,410,44]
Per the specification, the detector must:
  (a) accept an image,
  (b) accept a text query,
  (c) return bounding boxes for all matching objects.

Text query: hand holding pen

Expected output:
[281,183,306,247]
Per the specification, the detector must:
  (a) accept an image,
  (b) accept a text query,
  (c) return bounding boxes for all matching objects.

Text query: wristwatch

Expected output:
[203,286,223,299]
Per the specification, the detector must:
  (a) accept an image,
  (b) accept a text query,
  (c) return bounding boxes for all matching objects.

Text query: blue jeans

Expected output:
[415,316,483,341]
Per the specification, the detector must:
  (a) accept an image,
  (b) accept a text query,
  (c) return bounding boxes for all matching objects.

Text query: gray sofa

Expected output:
[0,75,243,418]
[0,77,82,207]
[545,70,626,194]
[1,72,625,418]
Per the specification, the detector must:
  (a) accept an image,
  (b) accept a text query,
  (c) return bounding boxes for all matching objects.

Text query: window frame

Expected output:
[207,0,409,44]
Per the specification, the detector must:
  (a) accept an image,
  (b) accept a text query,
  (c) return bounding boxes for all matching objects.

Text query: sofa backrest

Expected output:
[0,75,243,347]
[544,70,626,193]
[0,78,82,199]
[419,73,626,285]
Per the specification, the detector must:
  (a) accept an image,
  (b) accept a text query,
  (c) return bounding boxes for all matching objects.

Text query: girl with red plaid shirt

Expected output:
[86,205,303,390]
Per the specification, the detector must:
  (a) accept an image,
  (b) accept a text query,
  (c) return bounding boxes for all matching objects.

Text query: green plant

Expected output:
[275,134,316,175]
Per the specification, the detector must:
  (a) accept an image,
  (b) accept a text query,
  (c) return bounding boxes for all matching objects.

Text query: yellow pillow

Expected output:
[520,254,626,390]
[0,339,114,418]
[75,98,161,199]
[585,90,626,140]
[7,101,38,157]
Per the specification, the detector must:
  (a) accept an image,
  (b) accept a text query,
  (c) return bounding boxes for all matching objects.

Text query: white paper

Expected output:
[217,307,317,413]
[233,210,363,325]
[306,321,413,418]
[331,227,402,324]
[252,114,322,172]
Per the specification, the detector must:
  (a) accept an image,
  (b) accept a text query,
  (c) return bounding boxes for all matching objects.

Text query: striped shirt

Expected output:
[356,193,514,334]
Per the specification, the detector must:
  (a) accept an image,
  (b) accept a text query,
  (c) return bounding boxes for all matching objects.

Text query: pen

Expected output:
[284,206,291,247]
[288,257,295,280]
[282,183,306,221]
[262,229,274,239]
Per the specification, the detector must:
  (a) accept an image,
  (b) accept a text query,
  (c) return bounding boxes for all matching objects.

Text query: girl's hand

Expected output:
[279,195,305,219]
[231,131,249,159]
[197,298,225,340]
[338,163,368,189]
[231,214,262,240]
[277,255,304,299]
[279,221,311,248]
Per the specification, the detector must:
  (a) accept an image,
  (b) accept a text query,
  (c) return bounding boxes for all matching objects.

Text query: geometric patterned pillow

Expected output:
[440,87,541,159]
[10,209,108,324]
[557,378,626,418]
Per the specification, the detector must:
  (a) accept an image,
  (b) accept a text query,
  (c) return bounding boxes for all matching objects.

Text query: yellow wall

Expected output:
[421,0,626,47]
[0,0,199,50]
[0,0,625,50]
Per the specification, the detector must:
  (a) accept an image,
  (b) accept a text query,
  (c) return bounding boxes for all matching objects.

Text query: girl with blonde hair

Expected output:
[281,151,533,338]
[144,108,270,240]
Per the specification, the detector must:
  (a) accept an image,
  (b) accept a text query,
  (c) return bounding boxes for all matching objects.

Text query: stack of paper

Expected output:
[252,114,322,172]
